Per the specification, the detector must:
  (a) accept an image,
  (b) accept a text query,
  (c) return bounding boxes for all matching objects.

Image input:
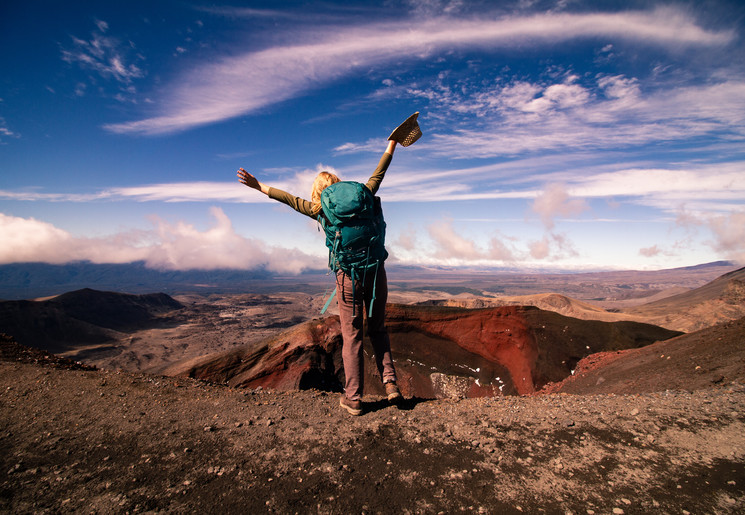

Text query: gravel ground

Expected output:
[2,353,744,514]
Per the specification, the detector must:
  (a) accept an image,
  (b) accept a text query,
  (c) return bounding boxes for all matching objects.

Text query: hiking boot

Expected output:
[385,382,402,402]
[340,395,363,416]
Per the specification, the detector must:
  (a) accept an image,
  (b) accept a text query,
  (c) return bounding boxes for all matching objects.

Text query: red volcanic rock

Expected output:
[162,316,345,392]
[384,304,680,396]
[386,305,537,395]
[165,304,681,399]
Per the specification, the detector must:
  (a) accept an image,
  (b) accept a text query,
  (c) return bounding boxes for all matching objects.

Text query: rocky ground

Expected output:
[1,341,744,514]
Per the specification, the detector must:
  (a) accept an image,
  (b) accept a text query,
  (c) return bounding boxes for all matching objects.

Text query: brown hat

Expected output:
[388,112,422,147]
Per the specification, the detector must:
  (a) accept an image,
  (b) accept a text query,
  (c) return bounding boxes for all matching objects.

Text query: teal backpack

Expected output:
[318,181,388,315]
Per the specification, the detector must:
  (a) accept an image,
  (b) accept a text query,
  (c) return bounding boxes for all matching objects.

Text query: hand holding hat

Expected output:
[388,112,422,147]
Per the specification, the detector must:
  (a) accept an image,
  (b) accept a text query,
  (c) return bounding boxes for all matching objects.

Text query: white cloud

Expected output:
[597,75,641,102]
[109,182,259,203]
[3,152,743,225]
[543,81,591,108]
[195,6,291,19]
[427,218,483,260]
[0,214,78,264]
[673,207,745,264]
[530,183,589,229]
[0,209,322,273]
[507,78,591,113]
[104,7,732,135]
[529,237,550,260]
[393,225,419,252]
[3,156,743,216]
[706,211,745,263]
[528,232,579,261]
[423,218,519,263]
[487,234,517,262]
[639,245,662,258]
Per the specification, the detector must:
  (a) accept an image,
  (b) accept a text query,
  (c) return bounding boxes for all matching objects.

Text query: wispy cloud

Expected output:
[2,157,743,210]
[61,20,145,97]
[528,232,579,261]
[194,6,294,19]
[0,120,20,142]
[420,75,745,158]
[104,7,733,135]
[570,164,745,213]
[428,218,485,260]
[107,182,258,203]
[639,245,665,257]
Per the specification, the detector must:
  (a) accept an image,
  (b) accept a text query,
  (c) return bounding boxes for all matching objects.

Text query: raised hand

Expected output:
[237,168,260,190]
[237,168,270,195]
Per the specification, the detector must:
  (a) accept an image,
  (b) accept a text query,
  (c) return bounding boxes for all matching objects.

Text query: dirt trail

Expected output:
[2,357,744,514]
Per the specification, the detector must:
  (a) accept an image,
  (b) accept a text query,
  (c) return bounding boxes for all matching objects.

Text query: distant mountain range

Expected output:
[0,260,737,300]
[0,262,313,300]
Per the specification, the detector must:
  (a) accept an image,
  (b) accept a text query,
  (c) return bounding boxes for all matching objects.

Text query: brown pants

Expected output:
[336,265,397,401]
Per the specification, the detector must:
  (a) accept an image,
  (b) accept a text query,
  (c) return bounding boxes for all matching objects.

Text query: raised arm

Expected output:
[237,167,317,218]
[366,140,397,194]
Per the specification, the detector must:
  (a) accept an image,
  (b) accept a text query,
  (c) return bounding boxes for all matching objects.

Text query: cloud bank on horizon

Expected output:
[0,209,317,274]
[1,0,744,273]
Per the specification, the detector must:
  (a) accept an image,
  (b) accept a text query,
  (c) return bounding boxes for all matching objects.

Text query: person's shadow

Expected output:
[362,396,432,414]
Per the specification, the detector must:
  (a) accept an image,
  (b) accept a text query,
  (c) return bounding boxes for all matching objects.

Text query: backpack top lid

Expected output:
[320,181,374,226]
[318,181,387,274]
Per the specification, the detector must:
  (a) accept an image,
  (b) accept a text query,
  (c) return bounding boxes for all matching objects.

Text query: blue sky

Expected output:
[1,0,744,274]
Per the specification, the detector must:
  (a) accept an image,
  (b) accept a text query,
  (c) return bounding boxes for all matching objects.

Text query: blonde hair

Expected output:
[310,171,340,216]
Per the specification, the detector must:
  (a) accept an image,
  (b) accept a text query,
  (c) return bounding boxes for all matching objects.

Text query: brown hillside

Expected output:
[417,267,745,333]
[629,266,745,309]
[162,304,681,398]
[0,288,183,355]
[542,316,745,396]
[622,266,745,332]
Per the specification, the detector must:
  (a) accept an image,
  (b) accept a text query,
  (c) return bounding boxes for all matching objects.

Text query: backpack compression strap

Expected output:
[320,286,336,315]
[319,264,381,318]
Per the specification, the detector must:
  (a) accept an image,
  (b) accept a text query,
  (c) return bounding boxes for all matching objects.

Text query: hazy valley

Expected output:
[1,260,740,374]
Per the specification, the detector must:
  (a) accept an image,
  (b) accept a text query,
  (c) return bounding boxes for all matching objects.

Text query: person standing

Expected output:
[237,113,421,415]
